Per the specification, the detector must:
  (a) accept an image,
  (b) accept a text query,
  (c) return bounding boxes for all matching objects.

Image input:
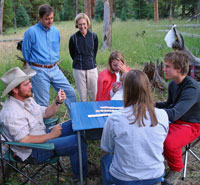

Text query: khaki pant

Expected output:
[73,68,98,101]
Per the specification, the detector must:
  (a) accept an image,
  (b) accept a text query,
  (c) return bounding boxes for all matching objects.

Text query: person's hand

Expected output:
[112,82,121,93]
[118,62,127,73]
[50,125,62,138]
[55,89,66,104]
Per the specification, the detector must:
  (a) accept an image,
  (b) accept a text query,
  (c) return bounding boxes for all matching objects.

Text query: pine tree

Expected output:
[3,0,15,30]
[60,0,74,21]
[120,7,127,21]
[16,4,30,27]
[94,0,104,22]
[133,0,148,19]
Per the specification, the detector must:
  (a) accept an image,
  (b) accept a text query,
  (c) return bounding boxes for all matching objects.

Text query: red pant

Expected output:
[164,120,200,172]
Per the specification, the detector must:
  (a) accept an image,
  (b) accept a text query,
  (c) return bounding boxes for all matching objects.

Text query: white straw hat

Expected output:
[0,66,36,98]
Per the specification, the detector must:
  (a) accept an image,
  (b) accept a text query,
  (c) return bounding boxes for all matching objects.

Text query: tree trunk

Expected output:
[0,0,4,35]
[91,0,96,18]
[84,0,93,30]
[197,0,200,21]
[102,0,113,50]
[182,3,185,19]
[74,0,79,16]
[13,0,17,29]
[154,0,159,23]
[84,0,92,20]
[169,0,173,20]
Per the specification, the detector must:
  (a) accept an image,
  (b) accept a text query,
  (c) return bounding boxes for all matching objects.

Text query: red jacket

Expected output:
[96,67,130,101]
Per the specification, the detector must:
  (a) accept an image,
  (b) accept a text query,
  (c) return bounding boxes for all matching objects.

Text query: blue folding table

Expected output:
[71,100,123,185]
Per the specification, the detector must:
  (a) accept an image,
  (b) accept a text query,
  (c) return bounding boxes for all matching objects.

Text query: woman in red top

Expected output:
[96,50,129,101]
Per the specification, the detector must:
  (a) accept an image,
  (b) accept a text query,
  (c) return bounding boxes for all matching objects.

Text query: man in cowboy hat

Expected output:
[0,67,88,179]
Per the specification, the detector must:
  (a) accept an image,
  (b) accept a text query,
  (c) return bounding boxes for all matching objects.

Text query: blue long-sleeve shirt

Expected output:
[22,22,60,65]
[156,76,200,123]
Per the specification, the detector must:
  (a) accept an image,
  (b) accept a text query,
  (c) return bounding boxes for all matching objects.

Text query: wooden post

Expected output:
[0,0,4,35]
[154,0,159,23]
[102,0,113,50]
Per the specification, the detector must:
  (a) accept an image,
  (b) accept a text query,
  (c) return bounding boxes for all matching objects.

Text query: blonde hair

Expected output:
[123,69,158,127]
[75,13,91,28]
[107,50,126,73]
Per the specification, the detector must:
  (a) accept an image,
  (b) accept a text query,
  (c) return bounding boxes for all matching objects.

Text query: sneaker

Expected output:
[164,170,181,185]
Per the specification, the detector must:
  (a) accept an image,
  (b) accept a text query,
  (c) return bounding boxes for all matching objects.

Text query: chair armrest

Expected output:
[44,117,59,126]
[5,142,55,150]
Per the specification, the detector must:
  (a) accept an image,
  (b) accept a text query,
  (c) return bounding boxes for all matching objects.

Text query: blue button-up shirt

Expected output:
[22,22,60,65]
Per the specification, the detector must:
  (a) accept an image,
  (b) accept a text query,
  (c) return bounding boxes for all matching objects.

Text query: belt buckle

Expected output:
[42,64,45,68]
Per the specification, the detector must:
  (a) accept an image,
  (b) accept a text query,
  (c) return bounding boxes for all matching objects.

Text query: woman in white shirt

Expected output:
[101,69,169,185]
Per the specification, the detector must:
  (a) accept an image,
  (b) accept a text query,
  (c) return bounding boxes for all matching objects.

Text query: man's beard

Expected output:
[18,89,33,99]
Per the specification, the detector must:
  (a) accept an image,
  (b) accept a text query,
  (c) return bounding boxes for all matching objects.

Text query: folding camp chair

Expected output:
[182,136,200,181]
[0,125,63,185]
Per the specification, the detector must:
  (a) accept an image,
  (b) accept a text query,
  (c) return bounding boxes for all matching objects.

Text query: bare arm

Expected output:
[43,89,66,119]
[19,125,62,143]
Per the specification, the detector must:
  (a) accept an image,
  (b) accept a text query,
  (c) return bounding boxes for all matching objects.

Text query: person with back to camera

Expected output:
[69,13,98,102]
[101,69,169,185]
[156,51,200,185]
[96,50,129,101]
[22,4,76,117]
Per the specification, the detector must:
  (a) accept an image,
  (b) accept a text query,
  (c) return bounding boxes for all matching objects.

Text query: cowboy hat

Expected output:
[0,66,36,98]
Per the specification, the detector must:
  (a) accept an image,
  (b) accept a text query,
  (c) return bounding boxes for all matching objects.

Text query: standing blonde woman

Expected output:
[101,69,169,185]
[69,13,98,102]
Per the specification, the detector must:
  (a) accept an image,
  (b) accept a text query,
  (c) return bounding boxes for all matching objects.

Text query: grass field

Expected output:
[0,19,200,184]
[1,18,200,112]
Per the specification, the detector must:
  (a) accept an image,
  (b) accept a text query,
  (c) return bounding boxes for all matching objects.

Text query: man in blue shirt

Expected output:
[22,4,76,116]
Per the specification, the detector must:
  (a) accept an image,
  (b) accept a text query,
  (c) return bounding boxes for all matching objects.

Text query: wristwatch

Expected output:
[55,101,63,106]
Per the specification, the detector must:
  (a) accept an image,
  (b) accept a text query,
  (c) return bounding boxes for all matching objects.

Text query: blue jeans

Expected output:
[31,120,88,178]
[30,65,77,117]
[101,154,164,185]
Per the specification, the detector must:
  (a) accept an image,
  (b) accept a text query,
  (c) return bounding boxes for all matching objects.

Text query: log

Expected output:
[0,38,23,42]
[143,60,167,91]
[157,29,200,38]
[187,13,200,22]
[149,24,200,28]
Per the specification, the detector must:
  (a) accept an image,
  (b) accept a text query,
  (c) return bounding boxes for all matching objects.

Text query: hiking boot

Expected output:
[164,170,181,185]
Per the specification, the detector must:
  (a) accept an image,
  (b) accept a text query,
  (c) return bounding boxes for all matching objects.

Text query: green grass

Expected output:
[0,18,200,184]
[0,18,200,108]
